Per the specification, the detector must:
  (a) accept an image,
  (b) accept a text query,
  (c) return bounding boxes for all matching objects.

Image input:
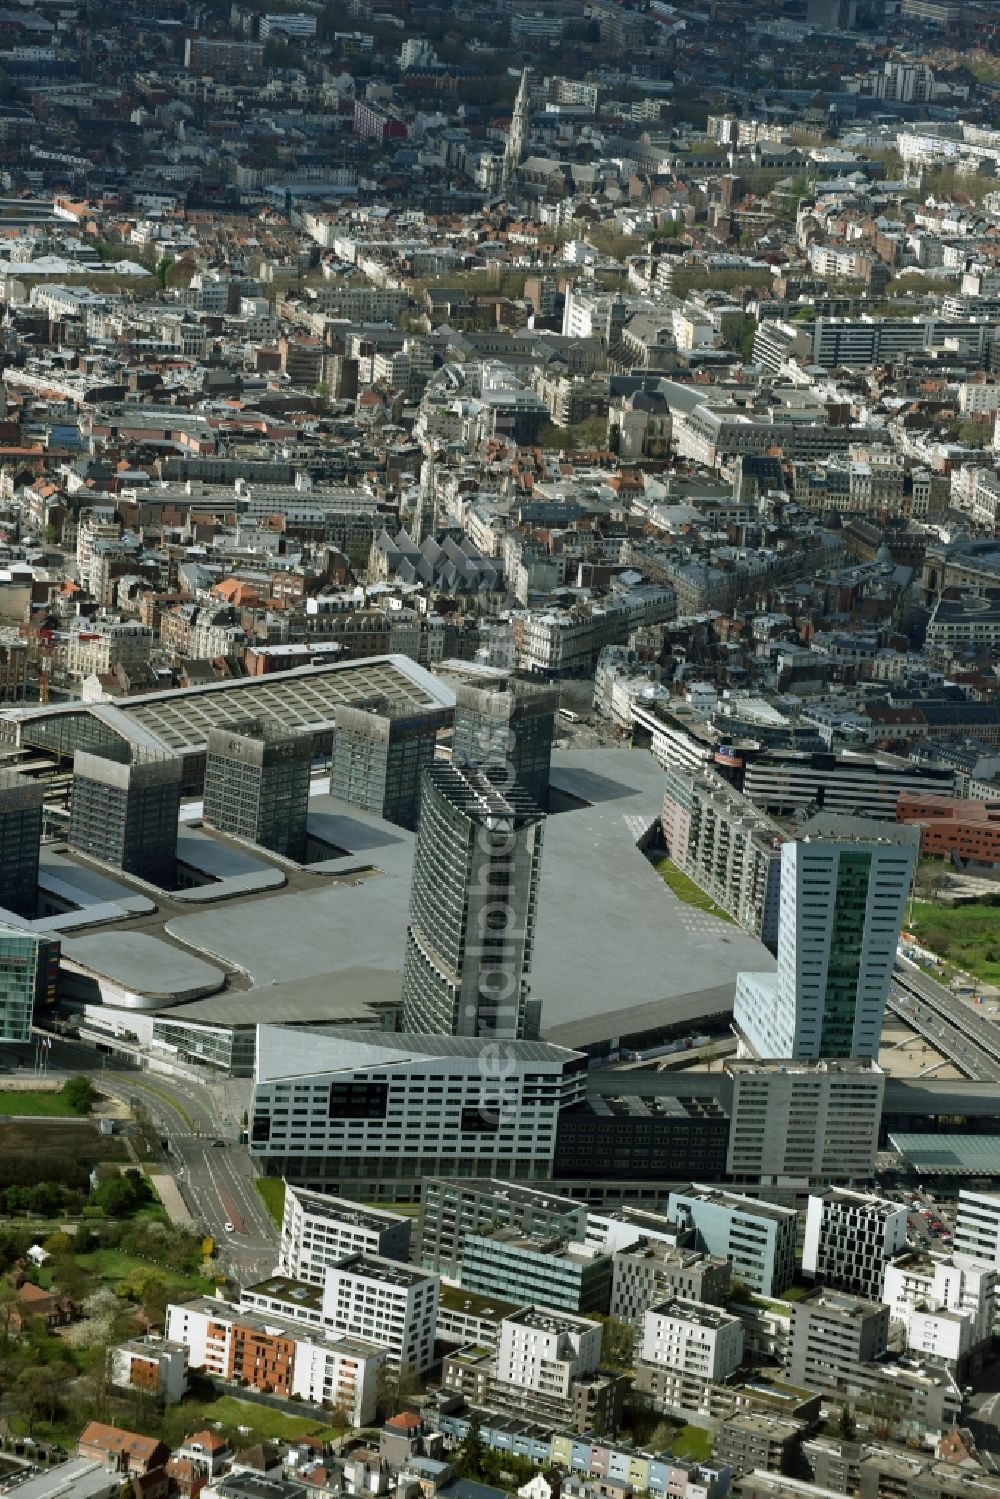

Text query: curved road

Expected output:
[39,1037,278,1283]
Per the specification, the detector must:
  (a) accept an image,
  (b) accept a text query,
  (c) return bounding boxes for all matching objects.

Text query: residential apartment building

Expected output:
[721,1059,886,1187]
[785,1291,890,1394]
[417,1177,587,1280]
[165,1297,380,1423]
[661,765,784,945]
[733,814,918,1061]
[640,1297,744,1383]
[279,1186,412,1285]
[667,1185,797,1297]
[611,1240,730,1330]
[883,1253,997,1369]
[802,1189,907,1299]
[459,1229,612,1314]
[251,1027,587,1198]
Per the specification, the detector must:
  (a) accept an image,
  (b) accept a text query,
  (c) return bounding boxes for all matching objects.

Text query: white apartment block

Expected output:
[65,620,154,681]
[802,1189,908,1299]
[165,1298,381,1425]
[955,1189,1000,1267]
[321,1255,438,1375]
[279,1186,412,1285]
[958,381,1000,415]
[640,1297,743,1382]
[496,1307,602,1399]
[883,1254,997,1365]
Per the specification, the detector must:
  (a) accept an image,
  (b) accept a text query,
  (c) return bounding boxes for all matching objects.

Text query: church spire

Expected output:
[502,69,530,190]
[414,446,437,544]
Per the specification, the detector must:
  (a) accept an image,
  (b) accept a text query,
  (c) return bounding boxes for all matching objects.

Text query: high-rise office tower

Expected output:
[401,764,544,1040]
[203,722,312,861]
[69,748,181,886]
[733,813,918,1060]
[0,769,43,917]
[452,678,558,811]
[331,700,438,831]
[0,927,56,1042]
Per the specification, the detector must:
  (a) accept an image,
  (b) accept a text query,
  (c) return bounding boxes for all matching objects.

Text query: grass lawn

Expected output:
[75,1247,214,1297]
[256,1177,285,1228]
[670,1425,714,1461]
[159,1393,346,1447]
[648,854,736,924]
[0,1090,82,1117]
[908,899,1000,987]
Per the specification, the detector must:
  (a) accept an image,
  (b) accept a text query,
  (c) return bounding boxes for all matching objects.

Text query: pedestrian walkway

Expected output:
[147,1169,195,1226]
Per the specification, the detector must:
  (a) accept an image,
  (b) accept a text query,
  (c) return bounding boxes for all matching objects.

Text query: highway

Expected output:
[31,1037,278,1283]
[888,960,1000,1084]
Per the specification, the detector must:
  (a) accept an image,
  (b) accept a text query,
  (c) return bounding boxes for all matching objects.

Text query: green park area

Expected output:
[0,1078,99,1118]
[908,898,1000,987]
[255,1177,286,1227]
[648,854,736,923]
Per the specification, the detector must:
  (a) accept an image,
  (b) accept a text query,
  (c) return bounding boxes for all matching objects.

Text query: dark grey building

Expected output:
[401,763,545,1040]
[452,678,559,810]
[203,721,311,861]
[331,700,438,830]
[69,748,181,886]
[0,770,42,916]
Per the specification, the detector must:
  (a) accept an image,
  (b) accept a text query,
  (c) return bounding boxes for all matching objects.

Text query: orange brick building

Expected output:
[896,793,1000,866]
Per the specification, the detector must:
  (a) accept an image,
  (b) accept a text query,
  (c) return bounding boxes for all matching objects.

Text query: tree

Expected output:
[456,1412,484,1478]
[600,1315,634,1365]
[62,1076,95,1115]
[837,1404,856,1440]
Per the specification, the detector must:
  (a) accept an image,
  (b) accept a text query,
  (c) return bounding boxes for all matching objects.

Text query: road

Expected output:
[28,1036,278,1282]
[889,961,1000,1083]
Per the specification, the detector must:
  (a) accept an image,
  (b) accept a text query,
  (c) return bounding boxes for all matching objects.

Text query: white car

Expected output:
[224,1220,235,1233]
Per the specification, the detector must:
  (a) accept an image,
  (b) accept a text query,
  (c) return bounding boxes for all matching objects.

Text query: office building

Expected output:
[0,927,56,1044]
[401,764,545,1041]
[0,770,42,917]
[331,700,438,831]
[553,1091,730,1182]
[667,1185,797,1297]
[251,1026,586,1198]
[279,1186,412,1285]
[802,1189,907,1299]
[611,1241,731,1330]
[459,1229,612,1314]
[954,1188,1000,1266]
[203,721,311,861]
[69,748,181,886]
[734,814,918,1061]
[166,1297,379,1423]
[417,1177,587,1279]
[722,1059,885,1186]
[661,766,784,945]
[785,1291,890,1394]
[452,677,559,810]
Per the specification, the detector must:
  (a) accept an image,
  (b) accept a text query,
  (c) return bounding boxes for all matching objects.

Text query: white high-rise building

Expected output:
[733,814,918,1060]
[279,1186,412,1285]
[955,1188,1000,1266]
[802,1188,908,1298]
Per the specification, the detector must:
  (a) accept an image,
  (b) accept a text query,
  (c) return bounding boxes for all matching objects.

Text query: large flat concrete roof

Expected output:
[61,932,225,1004]
[160,748,772,1050]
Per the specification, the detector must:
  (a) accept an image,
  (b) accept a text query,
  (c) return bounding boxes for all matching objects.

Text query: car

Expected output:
[224,1221,235,1233]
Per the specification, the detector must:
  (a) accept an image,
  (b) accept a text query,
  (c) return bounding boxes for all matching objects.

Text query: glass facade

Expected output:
[819,849,871,1055]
